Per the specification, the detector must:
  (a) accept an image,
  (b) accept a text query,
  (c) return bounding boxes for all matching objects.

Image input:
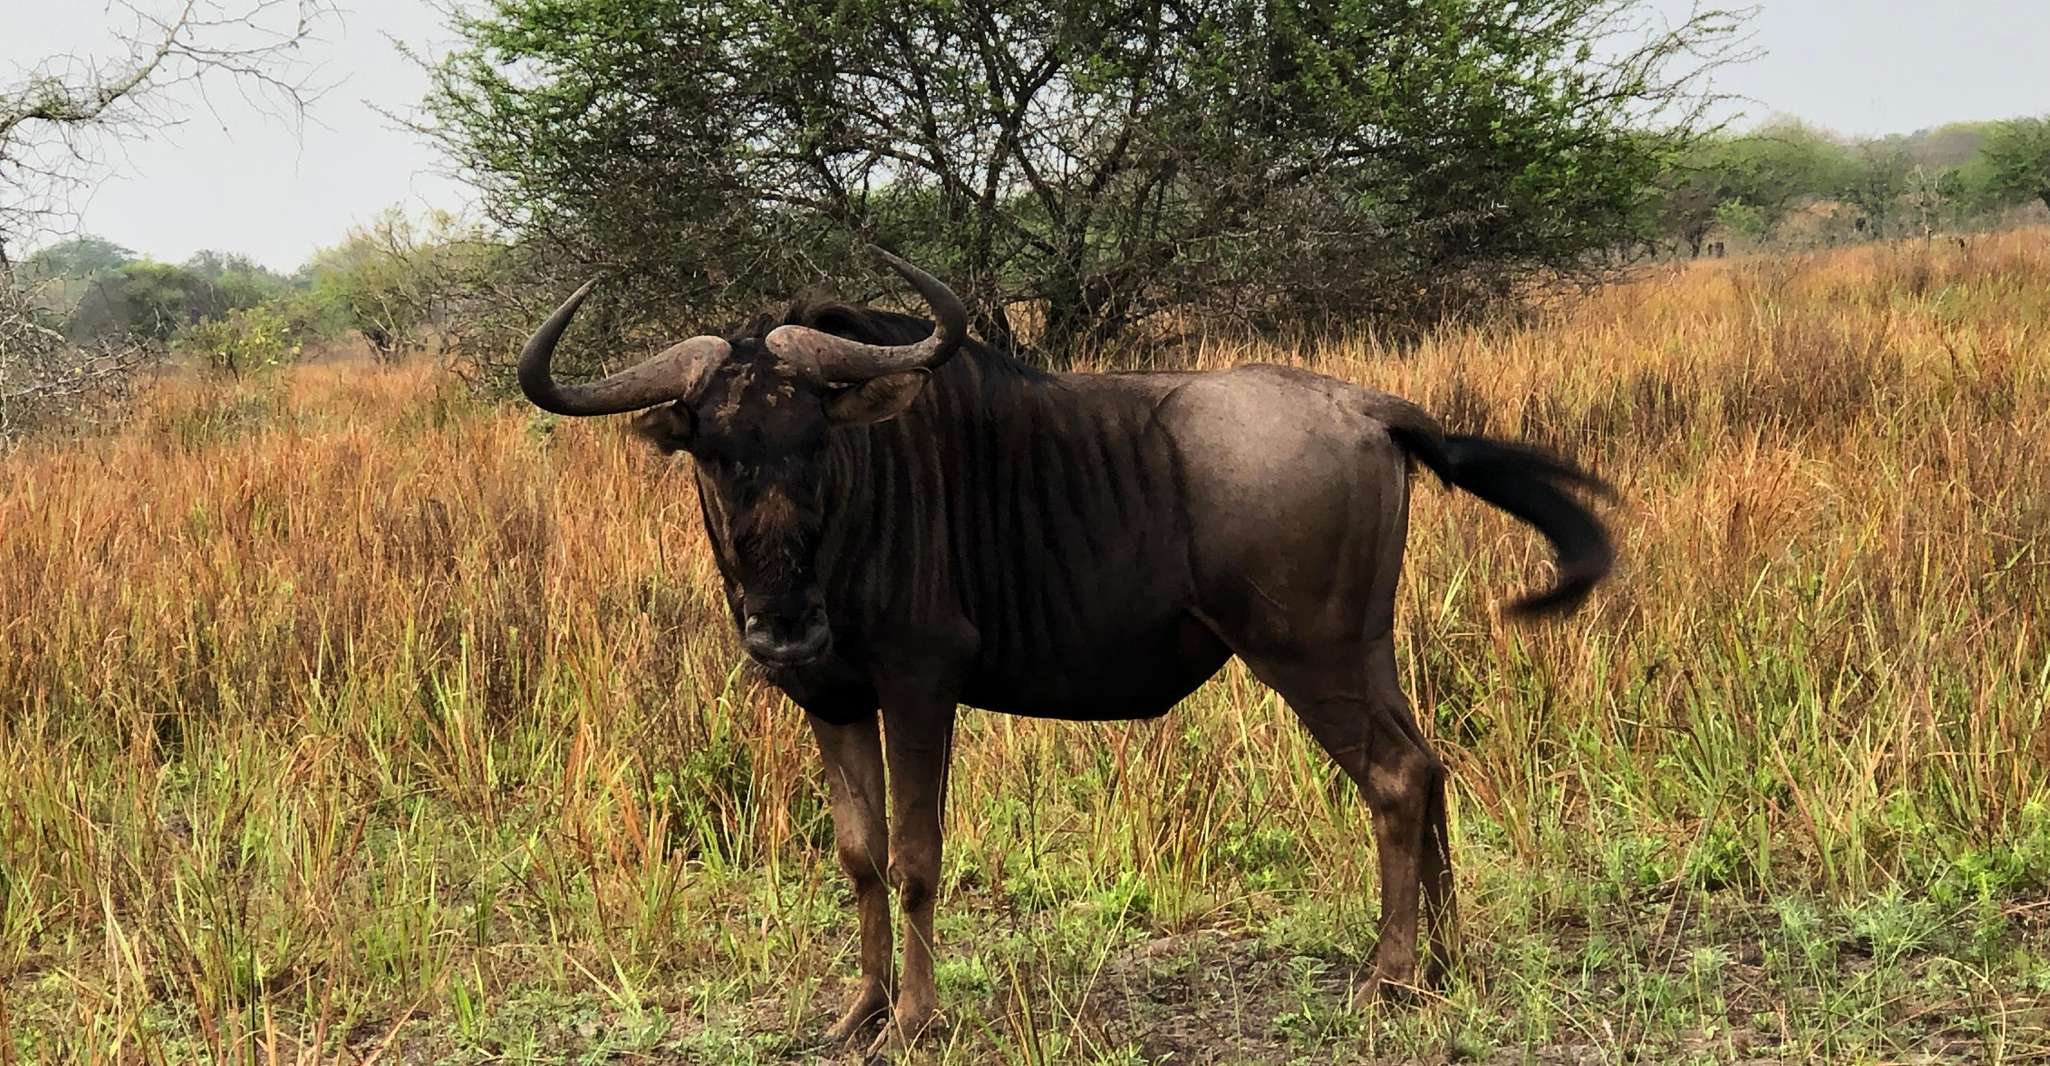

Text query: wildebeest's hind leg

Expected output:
[1247,635,1456,996]
[806,714,894,1043]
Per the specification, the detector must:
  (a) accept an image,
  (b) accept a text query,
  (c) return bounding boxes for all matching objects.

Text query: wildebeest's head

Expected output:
[518,249,967,669]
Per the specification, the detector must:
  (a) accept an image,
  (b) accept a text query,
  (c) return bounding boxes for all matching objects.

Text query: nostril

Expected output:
[741,611,831,665]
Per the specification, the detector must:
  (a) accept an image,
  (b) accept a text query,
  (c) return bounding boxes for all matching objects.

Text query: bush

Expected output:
[179,304,297,377]
[296,209,511,364]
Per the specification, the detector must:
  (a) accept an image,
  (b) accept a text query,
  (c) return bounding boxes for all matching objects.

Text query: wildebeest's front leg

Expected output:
[807,713,893,1044]
[871,696,957,1053]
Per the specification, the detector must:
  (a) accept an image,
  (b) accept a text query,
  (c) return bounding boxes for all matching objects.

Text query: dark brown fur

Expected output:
[560,291,1613,1051]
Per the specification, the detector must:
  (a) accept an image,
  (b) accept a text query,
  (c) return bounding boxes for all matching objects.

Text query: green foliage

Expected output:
[62,255,285,344]
[182,249,290,312]
[177,303,297,377]
[1722,124,1859,227]
[301,226,421,356]
[421,0,1737,360]
[1979,116,2050,212]
[18,215,513,373]
[101,260,217,340]
[1842,141,1911,237]
[1651,115,2050,253]
[1650,123,1858,254]
[20,235,135,280]
[16,212,512,378]
[295,209,510,362]
[1712,199,1767,239]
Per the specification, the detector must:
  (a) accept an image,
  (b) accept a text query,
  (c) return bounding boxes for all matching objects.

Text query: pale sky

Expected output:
[1642,0,2050,135]
[2,0,462,271]
[3,1,2047,272]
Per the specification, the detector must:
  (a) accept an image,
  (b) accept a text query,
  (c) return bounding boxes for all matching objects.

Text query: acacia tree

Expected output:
[1979,117,2050,213]
[19,235,134,280]
[1710,124,1855,237]
[1652,137,1739,258]
[1843,140,1913,239]
[423,0,1740,363]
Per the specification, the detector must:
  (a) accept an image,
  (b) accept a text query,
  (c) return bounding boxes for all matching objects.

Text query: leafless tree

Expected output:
[0,0,334,266]
[0,274,157,440]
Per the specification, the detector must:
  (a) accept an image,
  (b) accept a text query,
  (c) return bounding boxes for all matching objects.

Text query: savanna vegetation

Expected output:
[6,2,2050,1063]
[1652,116,2050,256]
[2,231,2047,1063]
[8,0,2049,418]
[416,0,1745,360]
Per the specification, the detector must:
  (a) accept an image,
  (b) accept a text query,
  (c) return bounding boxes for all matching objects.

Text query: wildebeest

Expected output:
[519,250,1614,1051]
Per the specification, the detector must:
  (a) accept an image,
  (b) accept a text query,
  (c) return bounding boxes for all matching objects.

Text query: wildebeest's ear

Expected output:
[826,369,929,425]
[631,404,695,453]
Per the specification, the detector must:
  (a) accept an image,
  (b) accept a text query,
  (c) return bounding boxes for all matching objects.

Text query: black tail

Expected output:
[1393,431,1616,618]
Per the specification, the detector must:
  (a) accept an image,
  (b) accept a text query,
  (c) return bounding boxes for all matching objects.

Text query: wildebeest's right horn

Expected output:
[764,247,967,382]
[519,281,731,417]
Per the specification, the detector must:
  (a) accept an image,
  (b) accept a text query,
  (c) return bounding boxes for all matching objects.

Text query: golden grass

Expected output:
[1,233,2047,1061]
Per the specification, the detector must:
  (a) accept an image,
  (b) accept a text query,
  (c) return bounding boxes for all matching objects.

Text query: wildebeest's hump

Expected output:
[728,287,936,349]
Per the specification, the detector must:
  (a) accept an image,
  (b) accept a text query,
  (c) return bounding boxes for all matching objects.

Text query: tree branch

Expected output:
[0,0,334,259]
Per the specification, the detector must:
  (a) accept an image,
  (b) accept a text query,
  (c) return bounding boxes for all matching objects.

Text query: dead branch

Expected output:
[0,267,161,440]
[0,0,335,264]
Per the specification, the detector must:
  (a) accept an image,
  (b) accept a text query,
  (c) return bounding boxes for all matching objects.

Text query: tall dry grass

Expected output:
[1,233,2046,1061]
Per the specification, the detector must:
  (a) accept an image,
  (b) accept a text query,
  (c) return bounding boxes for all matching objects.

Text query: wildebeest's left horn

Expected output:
[519,280,731,417]
[765,247,967,381]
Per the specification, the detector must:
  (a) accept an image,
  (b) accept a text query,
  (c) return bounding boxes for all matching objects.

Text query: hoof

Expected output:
[1364,972,1421,1006]
[1362,954,1422,1007]
[1421,951,1451,990]
[863,1004,938,1058]
[823,981,892,1045]
[1361,943,1426,1008]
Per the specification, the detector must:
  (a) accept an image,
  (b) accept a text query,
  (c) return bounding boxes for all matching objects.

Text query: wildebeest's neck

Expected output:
[811,321,1199,700]
[812,333,1061,623]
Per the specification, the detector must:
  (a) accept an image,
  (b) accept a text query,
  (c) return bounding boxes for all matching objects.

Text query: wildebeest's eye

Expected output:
[631,404,696,453]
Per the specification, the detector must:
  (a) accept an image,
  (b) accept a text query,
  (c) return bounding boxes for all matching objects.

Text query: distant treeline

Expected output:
[13,210,507,376]
[1650,117,2050,257]
[17,115,2048,382]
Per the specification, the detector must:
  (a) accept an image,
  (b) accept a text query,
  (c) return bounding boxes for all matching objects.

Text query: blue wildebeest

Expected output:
[519,251,1613,1051]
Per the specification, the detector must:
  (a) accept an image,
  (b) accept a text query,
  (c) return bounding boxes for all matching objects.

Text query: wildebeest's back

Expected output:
[1159,364,1421,657]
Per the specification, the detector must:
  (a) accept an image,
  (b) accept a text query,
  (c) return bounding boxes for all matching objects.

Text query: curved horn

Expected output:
[519,281,731,417]
[764,247,968,382]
